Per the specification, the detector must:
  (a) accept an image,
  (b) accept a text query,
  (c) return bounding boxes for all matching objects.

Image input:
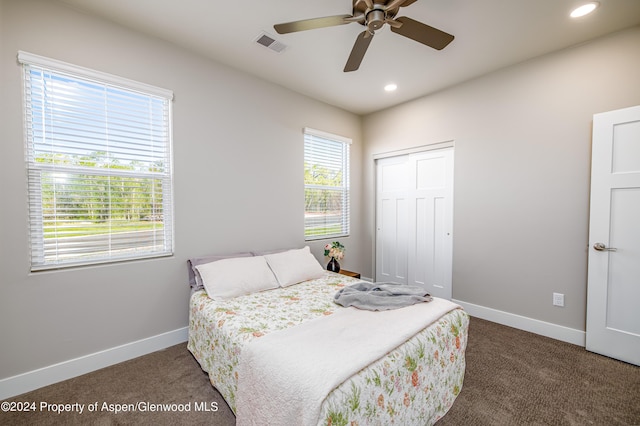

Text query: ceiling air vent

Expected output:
[255,32,287,53]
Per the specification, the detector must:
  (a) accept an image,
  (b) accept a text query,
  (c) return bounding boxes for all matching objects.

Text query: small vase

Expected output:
[327,257,340,273]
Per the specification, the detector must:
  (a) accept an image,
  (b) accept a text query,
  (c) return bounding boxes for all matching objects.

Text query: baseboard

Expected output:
[0,327,188,401]
[1,301,586,400]
[452,299,586,347]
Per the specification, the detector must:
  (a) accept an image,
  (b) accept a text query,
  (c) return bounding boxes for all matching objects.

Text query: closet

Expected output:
[375,147,454,299]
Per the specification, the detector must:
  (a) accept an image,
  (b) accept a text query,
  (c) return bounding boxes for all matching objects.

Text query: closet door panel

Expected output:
[376,148,453,298]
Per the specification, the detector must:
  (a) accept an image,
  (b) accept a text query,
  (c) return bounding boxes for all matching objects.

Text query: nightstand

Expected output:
[338,269,361,279]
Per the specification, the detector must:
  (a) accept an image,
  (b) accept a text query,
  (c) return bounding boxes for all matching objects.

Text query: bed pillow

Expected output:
[264,246,325,287]
[195,256,279,300]
[187,252,253,291]
[251,248,290,256]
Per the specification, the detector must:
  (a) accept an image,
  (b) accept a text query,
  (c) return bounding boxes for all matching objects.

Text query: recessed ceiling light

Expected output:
[570,2,599,18]
[384,83,397,92]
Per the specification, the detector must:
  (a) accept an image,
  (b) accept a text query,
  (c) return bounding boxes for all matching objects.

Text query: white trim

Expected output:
[0,327,188,400]
[17,50,174,99]
[453,299,586,346]
[303,127,352,144]
[373,140,454,160]
[0,303,586,400]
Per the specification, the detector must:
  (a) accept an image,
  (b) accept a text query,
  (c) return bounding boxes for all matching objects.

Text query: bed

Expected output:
[187,247,469,425]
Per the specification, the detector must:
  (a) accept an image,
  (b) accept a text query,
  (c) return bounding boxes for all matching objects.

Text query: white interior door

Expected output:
[375,147,454,299]
[408,149,454,299]
[376,156,409,284]
[586,105,640,366]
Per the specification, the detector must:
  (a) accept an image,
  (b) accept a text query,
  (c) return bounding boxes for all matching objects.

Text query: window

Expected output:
[19,51,174,271]
[303,127,350,240]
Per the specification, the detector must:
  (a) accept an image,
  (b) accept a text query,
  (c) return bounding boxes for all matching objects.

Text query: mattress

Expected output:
[187,271,469,425]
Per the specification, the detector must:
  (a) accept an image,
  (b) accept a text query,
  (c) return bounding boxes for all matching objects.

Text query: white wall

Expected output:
[0,0,363,388]
[362,26,640,333]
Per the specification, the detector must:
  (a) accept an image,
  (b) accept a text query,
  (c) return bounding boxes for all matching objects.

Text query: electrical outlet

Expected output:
[553,293,565,307]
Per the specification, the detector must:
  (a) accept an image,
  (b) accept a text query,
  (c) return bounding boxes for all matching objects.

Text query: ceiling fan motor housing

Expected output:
[366,9,386,31]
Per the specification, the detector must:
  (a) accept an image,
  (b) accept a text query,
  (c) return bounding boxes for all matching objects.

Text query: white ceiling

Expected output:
[58,0,640,115]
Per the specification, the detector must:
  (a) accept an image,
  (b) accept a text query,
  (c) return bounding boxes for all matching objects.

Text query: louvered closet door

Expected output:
[375,147,453,299]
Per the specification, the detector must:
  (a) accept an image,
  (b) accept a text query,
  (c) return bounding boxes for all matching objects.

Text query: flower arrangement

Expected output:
[324,241,345,260]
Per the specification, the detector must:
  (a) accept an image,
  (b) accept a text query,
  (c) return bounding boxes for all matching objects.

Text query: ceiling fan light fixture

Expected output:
[384,83,397,92]
[570,2,599,18]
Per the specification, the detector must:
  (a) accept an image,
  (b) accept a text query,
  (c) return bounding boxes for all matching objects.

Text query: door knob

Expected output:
[593,242,617,252]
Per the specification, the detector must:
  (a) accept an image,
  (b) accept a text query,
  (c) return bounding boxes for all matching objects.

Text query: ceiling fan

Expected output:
[274,0,454,72]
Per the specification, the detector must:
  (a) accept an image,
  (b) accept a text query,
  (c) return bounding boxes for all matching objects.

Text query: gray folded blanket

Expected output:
[334,281,433,311]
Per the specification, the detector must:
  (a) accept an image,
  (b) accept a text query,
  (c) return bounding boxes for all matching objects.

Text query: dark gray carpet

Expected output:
[438,318,640,426]
[2,343,235,425]
[3,317,639,425]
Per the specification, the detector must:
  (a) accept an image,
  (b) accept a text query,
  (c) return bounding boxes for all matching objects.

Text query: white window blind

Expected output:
[19,51,174,271]
[303,128,350,240]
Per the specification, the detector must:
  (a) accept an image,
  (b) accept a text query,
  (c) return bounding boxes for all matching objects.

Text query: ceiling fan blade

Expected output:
[400,0,418,6]
[390,16,454,50]
[384,0,406,11]
[385,18,403,29]
[344,31,374,72]
[274,14,352,34]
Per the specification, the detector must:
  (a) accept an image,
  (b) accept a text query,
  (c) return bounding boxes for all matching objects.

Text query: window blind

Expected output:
[303,128,351,240]
[19,52,174,270]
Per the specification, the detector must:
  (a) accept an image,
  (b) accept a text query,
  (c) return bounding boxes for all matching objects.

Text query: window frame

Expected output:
[19,51,175,271]
[303,127,351,241]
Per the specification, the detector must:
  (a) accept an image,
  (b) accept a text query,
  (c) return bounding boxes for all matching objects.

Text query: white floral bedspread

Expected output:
[187,271,469,425]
